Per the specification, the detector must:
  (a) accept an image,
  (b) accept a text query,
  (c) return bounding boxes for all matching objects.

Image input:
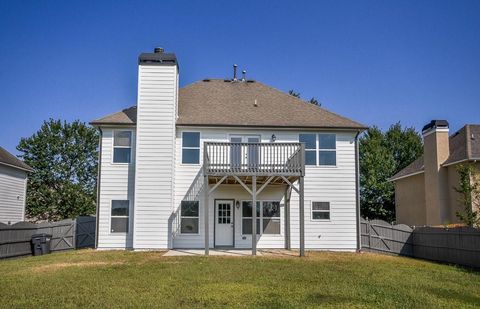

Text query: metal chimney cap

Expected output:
[422,120,449,133]
[154,47,164,53]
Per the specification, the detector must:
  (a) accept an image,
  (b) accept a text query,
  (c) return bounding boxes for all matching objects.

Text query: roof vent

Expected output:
[203,79,211,82]
[233,64,238,81]
[241,70,246,81]
[154,47,164,53]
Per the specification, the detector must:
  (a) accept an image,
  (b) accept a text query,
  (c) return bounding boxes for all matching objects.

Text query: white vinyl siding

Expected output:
[172,128,357,251]
[0,165,28,224]
[133,64,178,249]
[97,128,135,249]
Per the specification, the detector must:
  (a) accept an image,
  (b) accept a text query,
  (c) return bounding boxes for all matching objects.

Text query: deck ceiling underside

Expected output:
[207,175,299,186]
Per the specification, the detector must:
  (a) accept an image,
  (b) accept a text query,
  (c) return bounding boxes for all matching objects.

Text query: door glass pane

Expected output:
[230,137,242,167]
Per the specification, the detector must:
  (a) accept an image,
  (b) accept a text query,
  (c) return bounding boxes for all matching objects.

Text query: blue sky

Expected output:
[1,0,479,154]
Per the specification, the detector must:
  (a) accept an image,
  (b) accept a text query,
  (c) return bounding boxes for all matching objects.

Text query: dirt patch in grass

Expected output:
[32,261,125,273]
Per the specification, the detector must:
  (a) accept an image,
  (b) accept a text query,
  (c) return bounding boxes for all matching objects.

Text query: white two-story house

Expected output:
[91,48,366,256]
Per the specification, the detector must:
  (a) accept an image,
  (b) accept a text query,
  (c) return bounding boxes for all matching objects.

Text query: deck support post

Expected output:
[252,175,257,256]
[284,187,291,250]
[299,176,305,257]
[204,174,209,256]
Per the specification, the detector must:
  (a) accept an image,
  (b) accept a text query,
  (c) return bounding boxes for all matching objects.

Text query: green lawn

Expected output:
[0,250,479,308]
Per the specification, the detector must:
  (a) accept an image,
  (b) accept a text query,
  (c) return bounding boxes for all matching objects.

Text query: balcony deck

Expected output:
[203,142,305,177]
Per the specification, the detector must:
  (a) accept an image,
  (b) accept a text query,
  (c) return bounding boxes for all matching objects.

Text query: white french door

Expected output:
[230,135,261,167]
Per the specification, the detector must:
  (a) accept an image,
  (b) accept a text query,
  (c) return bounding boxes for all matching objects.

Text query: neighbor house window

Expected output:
[311,202,330,220]
[182,132,200,164]
[180,201,199,234]
[318,134,336,166]
[111,200,129,233]
[113,131,132,163]
[242,201,280,235]
[299,134,316,165]
[242,201,261,235]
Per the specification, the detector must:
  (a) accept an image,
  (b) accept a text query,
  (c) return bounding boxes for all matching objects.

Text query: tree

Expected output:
[17,119,99,221]
[288,89,301,98]
[359,123,423,221]
[454,164,480,227]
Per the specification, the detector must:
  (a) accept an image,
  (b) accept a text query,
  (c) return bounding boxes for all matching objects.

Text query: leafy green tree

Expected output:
[360,123,423,221]
[454,164,480,227]
[17,119,99,221]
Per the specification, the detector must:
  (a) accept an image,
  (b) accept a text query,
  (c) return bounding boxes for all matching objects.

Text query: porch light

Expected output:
[236,201,240,209]
[271,134,276,142]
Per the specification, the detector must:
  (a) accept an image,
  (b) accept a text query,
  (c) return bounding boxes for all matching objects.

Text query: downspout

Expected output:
[355,131,361,252]
[94,127,103,249]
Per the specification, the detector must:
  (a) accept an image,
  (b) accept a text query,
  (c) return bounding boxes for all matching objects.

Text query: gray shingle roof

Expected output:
[390,156,424,181]
[91,79,366,130]
[0,147,33,172]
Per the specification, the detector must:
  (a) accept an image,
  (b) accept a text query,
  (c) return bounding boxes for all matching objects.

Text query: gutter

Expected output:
[95,128,103,249]
[354,130,361,252]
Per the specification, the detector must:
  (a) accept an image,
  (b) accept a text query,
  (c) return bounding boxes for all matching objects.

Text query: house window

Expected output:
[113,131,132,163]
[111,200,129,233]
[299,134,316,165]
[242,201,260,235]
[262,201,281,234]
[182,132,200,164]
[180,201,199,234]
[312,202,330,220]
[318,134,336,166]
[242,201,280,235]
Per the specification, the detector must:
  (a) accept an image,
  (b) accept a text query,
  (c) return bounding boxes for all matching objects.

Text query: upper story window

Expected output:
[319,134,336,166]
[113,131,132,163]
[299,134,316,166]
[299,133,336,166]
[182,132,200,164]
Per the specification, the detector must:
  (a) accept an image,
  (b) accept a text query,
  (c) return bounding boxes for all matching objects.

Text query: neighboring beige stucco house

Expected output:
[391,121,480,226]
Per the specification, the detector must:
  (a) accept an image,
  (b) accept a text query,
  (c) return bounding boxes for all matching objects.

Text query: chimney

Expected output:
[134,48,178,249]
[422,120,450,225]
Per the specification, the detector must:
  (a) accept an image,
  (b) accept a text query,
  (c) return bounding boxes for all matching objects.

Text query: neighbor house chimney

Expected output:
[422,120,450,225]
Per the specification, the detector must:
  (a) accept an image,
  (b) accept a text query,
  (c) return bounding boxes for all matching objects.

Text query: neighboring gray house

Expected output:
[91,48,366,256]
[0,147,32,224]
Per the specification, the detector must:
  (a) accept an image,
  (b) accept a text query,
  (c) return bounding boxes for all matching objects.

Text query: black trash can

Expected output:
[31,233,52,256]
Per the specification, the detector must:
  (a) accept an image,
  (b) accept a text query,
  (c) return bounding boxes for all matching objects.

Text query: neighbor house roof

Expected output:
[0,147,33,172]
[390,124,480,181]
[91,79,366,130]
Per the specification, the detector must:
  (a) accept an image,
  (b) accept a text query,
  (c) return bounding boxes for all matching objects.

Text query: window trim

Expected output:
[110,199,130,234]
[311,201,331,222]
[112,129,133,165]
[181,131,201,165]
[179,201,200,235]
[240,200,282,236]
